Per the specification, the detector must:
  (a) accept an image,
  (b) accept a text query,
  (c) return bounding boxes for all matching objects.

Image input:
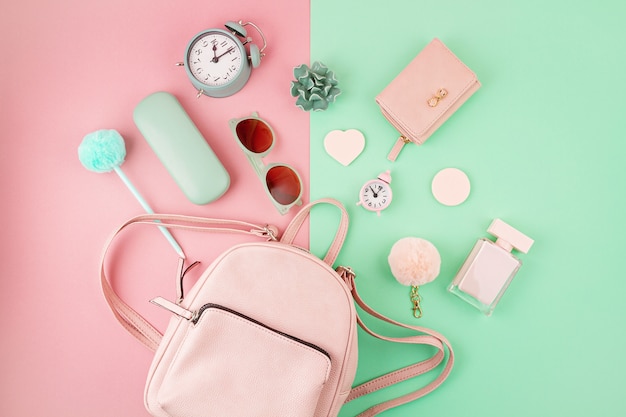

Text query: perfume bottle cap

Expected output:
[487,219,534,254]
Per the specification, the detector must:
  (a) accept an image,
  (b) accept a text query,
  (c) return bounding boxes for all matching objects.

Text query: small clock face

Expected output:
[187,31,244,87]
[359,180,392,211]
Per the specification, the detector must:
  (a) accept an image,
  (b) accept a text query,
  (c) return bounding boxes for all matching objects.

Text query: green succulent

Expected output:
[290,61,341,112]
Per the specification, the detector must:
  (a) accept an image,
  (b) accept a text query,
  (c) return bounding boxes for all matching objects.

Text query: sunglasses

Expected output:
[229,112,303,215]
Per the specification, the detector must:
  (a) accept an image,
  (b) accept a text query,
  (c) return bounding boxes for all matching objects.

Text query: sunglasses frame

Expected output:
[229,112,303,215]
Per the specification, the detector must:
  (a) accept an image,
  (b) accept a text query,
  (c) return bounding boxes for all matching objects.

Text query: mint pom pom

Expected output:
[78,129,126,173]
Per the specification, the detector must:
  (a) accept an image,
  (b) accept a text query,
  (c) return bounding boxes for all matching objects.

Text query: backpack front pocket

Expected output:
[156,304,331,417]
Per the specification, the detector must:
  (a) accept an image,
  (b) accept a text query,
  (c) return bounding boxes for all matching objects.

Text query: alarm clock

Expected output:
[356,170,393,216]
[177,20,267,98]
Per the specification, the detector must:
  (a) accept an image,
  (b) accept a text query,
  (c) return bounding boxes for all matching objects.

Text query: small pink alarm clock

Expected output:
[356,170,393,216]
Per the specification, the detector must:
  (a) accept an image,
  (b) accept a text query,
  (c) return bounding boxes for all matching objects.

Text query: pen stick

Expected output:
[78,129,186,259]
[113,166,185,259]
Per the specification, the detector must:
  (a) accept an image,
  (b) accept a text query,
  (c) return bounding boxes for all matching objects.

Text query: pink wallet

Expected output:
[376,38,481,161]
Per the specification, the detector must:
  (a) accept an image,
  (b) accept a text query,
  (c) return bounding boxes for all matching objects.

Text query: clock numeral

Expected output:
[220,40,227,47]
[195,49,202,56]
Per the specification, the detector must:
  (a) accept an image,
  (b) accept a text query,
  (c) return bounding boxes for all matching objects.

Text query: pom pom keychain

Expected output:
[388,237,441,318]
[78,129,185,259]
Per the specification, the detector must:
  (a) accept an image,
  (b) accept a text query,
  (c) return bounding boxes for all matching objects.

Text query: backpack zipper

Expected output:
[193,303,331,360]
[150,297,331,360]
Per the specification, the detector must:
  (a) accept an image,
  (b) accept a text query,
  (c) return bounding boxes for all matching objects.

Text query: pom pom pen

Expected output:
[78,129,185,259]
[388,237,441,318]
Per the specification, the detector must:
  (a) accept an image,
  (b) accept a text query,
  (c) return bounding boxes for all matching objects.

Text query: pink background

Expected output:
[0,1,310,415]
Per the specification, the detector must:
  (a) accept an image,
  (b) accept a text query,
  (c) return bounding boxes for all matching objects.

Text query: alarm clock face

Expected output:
[187,31,244,88]
[359,179,392,212]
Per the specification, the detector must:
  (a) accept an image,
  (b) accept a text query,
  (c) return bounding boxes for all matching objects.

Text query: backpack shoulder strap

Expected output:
[285,200,452,415]
[280,198,349,266]
[337,267,454,417]
[100,213,280,351]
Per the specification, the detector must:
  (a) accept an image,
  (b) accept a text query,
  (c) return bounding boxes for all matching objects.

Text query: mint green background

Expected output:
[310,1,626,415]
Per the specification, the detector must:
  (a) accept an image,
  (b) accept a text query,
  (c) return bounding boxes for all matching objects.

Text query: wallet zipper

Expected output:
[379,107,417,143]
[151,297,331,360]
[379,107,417,161]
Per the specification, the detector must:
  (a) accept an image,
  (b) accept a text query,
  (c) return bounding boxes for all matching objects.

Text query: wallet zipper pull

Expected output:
[150,296,196,321]
[387,135,411,162]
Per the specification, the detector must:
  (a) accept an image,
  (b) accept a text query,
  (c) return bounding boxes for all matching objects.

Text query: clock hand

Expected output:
[369,186,378,198]
[212,44,218,62]
[213,46,235,62]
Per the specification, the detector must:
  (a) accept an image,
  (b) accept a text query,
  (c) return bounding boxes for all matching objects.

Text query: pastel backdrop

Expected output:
[2,0,626,416]
[1,1,310,416]
[310,1,626,416]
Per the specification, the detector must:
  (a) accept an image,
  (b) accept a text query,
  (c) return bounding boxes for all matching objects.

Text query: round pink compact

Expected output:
[431,167,471,206]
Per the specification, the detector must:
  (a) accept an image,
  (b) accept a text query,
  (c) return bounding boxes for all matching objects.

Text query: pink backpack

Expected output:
[100,199,453,417]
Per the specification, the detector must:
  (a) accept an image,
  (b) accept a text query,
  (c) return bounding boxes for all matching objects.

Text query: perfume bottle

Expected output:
[448,219,534,316]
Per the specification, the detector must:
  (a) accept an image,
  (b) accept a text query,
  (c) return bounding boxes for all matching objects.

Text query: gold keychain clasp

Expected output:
[410,285,423,318]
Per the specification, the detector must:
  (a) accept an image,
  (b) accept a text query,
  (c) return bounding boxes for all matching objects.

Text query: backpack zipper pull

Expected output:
[150,296,196,321]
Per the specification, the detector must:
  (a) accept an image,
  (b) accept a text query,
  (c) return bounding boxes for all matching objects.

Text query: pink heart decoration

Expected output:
[323,129,365,166]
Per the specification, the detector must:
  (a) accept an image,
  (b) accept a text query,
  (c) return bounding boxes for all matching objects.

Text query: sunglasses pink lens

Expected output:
[266,166,301,206]
[236,118,273,154]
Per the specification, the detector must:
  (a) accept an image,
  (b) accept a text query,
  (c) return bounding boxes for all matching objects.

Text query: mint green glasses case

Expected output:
[133,92,230,205]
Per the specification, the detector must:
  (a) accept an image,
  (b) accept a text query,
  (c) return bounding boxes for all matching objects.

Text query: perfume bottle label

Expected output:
[457,242,520,305]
